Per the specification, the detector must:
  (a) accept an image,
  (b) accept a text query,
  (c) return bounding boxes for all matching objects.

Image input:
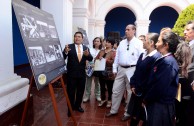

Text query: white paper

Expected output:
[94,58,106,71]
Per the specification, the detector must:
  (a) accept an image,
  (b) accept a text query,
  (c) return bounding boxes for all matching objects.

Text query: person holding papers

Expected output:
[83,37,102,102]
[95,37,116,108]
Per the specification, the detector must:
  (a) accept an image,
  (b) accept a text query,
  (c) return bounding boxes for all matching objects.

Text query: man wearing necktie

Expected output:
[63,32,93,116]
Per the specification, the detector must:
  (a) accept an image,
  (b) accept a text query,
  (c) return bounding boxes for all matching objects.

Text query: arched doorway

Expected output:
[149,6,178,33]
[104,7,136,39]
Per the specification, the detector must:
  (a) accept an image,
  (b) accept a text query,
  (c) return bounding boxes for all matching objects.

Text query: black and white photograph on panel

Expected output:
[36,20,51,39]
[44,45,57,62]
[53,45,63,59]
[12,0,66,90]
[48,25,58,39]
[19,14,40,39]
[28,46,46,66]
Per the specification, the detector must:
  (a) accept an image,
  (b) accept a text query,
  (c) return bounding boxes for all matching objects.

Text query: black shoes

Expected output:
[67,107,84,117]
[75,107,84,113]
[105,112,117,117]
[67,111,71,117]
[121,115,130,121]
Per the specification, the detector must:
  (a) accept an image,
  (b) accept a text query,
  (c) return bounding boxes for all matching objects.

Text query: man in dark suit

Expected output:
[63,32,93,116]
[183,20,194,126]
[184,21,194,93]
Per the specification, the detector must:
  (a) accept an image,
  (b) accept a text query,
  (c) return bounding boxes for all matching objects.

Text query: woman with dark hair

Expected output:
[174,41,192,126]
[95,37,116,108]
[113,40,120,50]
[175,41,192,78]
[83,37,102,102]
[143,31,179,126]
[121,33,161,126]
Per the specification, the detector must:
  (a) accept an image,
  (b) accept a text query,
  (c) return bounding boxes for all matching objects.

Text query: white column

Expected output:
[41,0,74,48]
[95,19,106,38]
[135,20,151,37]
[73,8,89,35]
[0,0,29,114]
[88,18,96,47]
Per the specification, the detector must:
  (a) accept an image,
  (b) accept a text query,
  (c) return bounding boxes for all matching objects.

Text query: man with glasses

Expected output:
[106,24,144,117]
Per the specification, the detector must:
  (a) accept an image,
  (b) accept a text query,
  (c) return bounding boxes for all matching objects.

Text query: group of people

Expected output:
[63,21,194,126]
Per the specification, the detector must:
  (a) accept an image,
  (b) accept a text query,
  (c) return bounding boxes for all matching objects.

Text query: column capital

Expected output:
[69,0,74,4]
[73,8,90,18]
[135,20,151,27]
[88,18,95,26]
[95,19,106,27]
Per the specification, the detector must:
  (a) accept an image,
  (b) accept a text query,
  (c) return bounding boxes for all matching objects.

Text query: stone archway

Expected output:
[96,0,142,20]
[104,7,136,38]
[144,0,187,20]
[94,0,142,38]
[149,6,179,33]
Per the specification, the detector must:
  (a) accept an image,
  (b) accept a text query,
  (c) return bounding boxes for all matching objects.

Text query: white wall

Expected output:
[0,0,14,83]
[41,0,74,48]
[0,0,29,114]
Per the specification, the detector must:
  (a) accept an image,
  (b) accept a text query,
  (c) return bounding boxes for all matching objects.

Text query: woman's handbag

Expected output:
[86,64,94,77]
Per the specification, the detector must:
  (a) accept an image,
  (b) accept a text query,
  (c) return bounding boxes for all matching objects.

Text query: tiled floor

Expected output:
[14,64,193,126]
[15,64,130,126]
[31,84,130,126]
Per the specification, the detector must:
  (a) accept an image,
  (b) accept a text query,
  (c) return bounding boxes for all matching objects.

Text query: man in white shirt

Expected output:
[106,24,144,117]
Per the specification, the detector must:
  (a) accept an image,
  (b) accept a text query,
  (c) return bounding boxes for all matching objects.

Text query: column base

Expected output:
[0,75,29,115]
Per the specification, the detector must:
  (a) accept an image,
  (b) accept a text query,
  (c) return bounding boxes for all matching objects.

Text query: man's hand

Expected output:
[191,81,194,91]
[91,64,95,68]
[64,44,71,53]
[83,48,90,56]
[131,87,136,94]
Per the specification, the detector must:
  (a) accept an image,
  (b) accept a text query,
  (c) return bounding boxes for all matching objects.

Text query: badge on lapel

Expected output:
[154,66,157,72]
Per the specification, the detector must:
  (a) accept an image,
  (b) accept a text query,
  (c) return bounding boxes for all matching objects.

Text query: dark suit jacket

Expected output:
[188,44,194,83]
[63,44,93,78]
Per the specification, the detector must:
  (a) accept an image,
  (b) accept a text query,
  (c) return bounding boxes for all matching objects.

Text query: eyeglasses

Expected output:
[127,45,129,50]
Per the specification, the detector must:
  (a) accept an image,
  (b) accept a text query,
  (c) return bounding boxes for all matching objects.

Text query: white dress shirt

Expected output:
[113,37,144,73]
[189,39,194,47]
[142,50,157,60]
[89,48,100,62]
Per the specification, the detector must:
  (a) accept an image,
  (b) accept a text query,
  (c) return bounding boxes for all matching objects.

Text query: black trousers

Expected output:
[178,77,194,126]
[99,78,113,101]
[127,93,145,120]
[66,76,86,109]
